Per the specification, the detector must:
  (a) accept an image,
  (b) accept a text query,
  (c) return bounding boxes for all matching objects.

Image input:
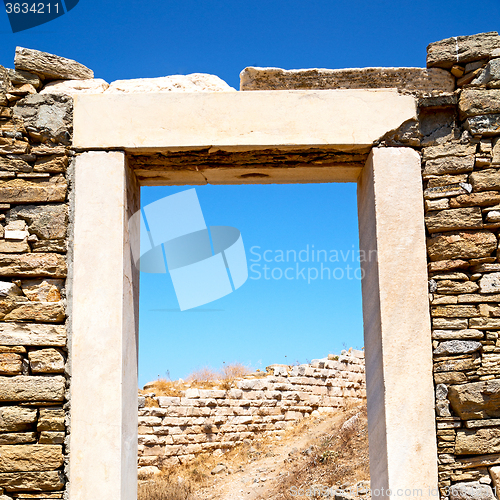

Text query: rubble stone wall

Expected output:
[137,351,365,469]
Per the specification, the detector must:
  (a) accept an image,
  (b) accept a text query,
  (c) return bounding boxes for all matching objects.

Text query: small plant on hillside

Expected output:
[138,476,191,500]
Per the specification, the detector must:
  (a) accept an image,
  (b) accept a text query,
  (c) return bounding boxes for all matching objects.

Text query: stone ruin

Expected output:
[0,31,499,500]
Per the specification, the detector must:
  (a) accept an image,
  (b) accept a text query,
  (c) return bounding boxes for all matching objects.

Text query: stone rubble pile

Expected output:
[137,351,365,474]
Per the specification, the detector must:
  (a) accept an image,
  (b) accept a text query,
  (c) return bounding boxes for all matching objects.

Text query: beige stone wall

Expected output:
[137,351,365,470]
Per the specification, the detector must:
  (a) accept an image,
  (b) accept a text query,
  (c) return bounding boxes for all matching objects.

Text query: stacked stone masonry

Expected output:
[137,351,366,470]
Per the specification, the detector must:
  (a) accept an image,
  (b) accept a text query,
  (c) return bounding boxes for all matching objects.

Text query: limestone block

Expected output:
[0,432,37,445]
[470,318,500,329]
[479,273,500,293]
[198,389,226,399]
[466,114,500,136]
[39,431,64,444]
[29,349,65,373]
[0,407,36,432]
[427,32,500,69]
[14,94,72,144]
[15,47,94,80]
[2,302,65,322]
[0,253,67,278]
[434,340,482,356]
[450,481,496,500]
[434,358,477,372]
[432,329,483,340]
[183,389,199,398]
[0,353,23,375]
[436,281,479,294]
[0,444,63,472]
[0,376,65,402]
[459,89,500,118]
[431,305,479,318]
[0,179,67,205]
[20,279,63,302]
[425,208,483,234]
[448,380,500,419]
[227,389,242,399]
[156,396,180,407]
[0,138,29,155]
[423,156,475,177]
[0,240,29,253]
[470,169,500,193]
[240,66,454,92]
[106,74,235,93]
[40,78,108,95]
[10,204,68,240]
[33,155,68,174]
[7,68,41,88]
[0,322,66,346]
[434,372,467,384]
[426,231,497,261]
[490,466,500,497]
[138,416,162,427]
[456,428,500,455]
[0,470,64,492]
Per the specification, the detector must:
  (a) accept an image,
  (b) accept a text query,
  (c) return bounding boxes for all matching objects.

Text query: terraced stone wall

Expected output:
[137,351,365,472]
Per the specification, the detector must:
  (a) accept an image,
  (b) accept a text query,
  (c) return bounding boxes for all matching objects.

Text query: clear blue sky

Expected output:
[0,0,498,385]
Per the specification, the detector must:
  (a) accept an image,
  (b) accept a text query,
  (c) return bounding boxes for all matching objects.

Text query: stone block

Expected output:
[459,89,500,118]
[29,349,65,373]
[10,204,68,240]
[15,47,94,80]
[436,281,479,294]
[466,114,500,136]
[456,428,500,455]
[427,32,500,69]
[40,79,109,95]
[427,231,497,261]
[0,444,63,472]
[448,380,500,419]
[39,431,65,444]
[0,253,67,278]
[434,372,467,384]
[434,340,482,356]
[0,323,66,346]
[0,407,36,431]
[0,375,65,402]
[470,318,500,329]
[423,155,475,177]
[450,481,496,500]
[0,470,64,491]
[431,305,479,318]
[479,273,500,293]
[0,432,37,445]
[2,301,65,322]
[0,138,29,155]
[0,353,23,375]
[0,179,67,204]
[20,279,63,302]
[471,169,500,192]
[425,208,483,233]
[33,155,68,174]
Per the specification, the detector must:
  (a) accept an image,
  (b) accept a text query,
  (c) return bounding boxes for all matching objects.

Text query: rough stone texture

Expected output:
[459,89,500,118]
[470,169,500,192]
[15,47,94,80]
[0,407,36,432]
[14,94,72,144]
[0,254,67,278]
[0,444,63,472]
[455,428,500,455]
[6,68,41,89]
[0,352,23,375]
[434,340,482,356]
[0,376,65,402]
[448,380,500,419]
[479,272,500,293]
[239,66,455,93]
[20,279,63,302]
[9,204,67,240]
[427,32,500,69]
[40,78,109,95]
[423,156,475,177]
[28,349,64,373]
[0,470,64,491]
[466,114,500,136]
[0,323,66,346]
[37,409,65,431]
[449,481,496,500]
[0,179,67,204]
[425,207,483,233]
[426,231,497,261]
[106,74,235,93]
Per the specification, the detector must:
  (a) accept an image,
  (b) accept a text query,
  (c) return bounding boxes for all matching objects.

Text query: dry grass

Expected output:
[138,475,192,500]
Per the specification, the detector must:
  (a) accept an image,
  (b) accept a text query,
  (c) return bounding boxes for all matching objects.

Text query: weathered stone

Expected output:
[479,273,500,293]
[490,466,500,495]
[459,293,500,303]
[448,380,500,419]
[425,208,482,233]
[432,329,483,340]
[107,74,235,93]
[456,428,500,455]
[471,169,500,192]
[0,282,22,298]
[433,317,469,329]
[425,198,450,211]
[427,231,497,261]
[0,241,29,253]
[424,184,469,199]
[33,155,68,173]
[14,94,72,144]
[9,204,67,240]
[0,353,23,375]
[0,253,66,278]
[471,58,500,88]
[38,431,64,444]
[239,66,454,92]
[434,340,482,356]
[0,138,29,155]
[0,376,65,402]
[0,470,64,491]
[37,408,65,431]
[0,179,67,204]
[459,89,500,118]
[0,65,12,93]
[493,137,500,165]
[6,69,41,89]
[2,301,65,322]
[29,349,64,373]
[436,280,479,294]
[449,481,496,500]
[435,371,467,384]
[21,279,62,302]
[0,432,36,445]
[450,191,500,208]
[434,357,477,372]
[0,407,36,432]
[423,155,475,176]
[0,157,31,173]
[40,78,108,95]
[427,32,500,69]
[0,323,66,346]
[427,174,468,188]
[431,305,479,318]
[470,317,500,329]
[428,260,469,273]
[15,47,93,80]
[466,114,500,136]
